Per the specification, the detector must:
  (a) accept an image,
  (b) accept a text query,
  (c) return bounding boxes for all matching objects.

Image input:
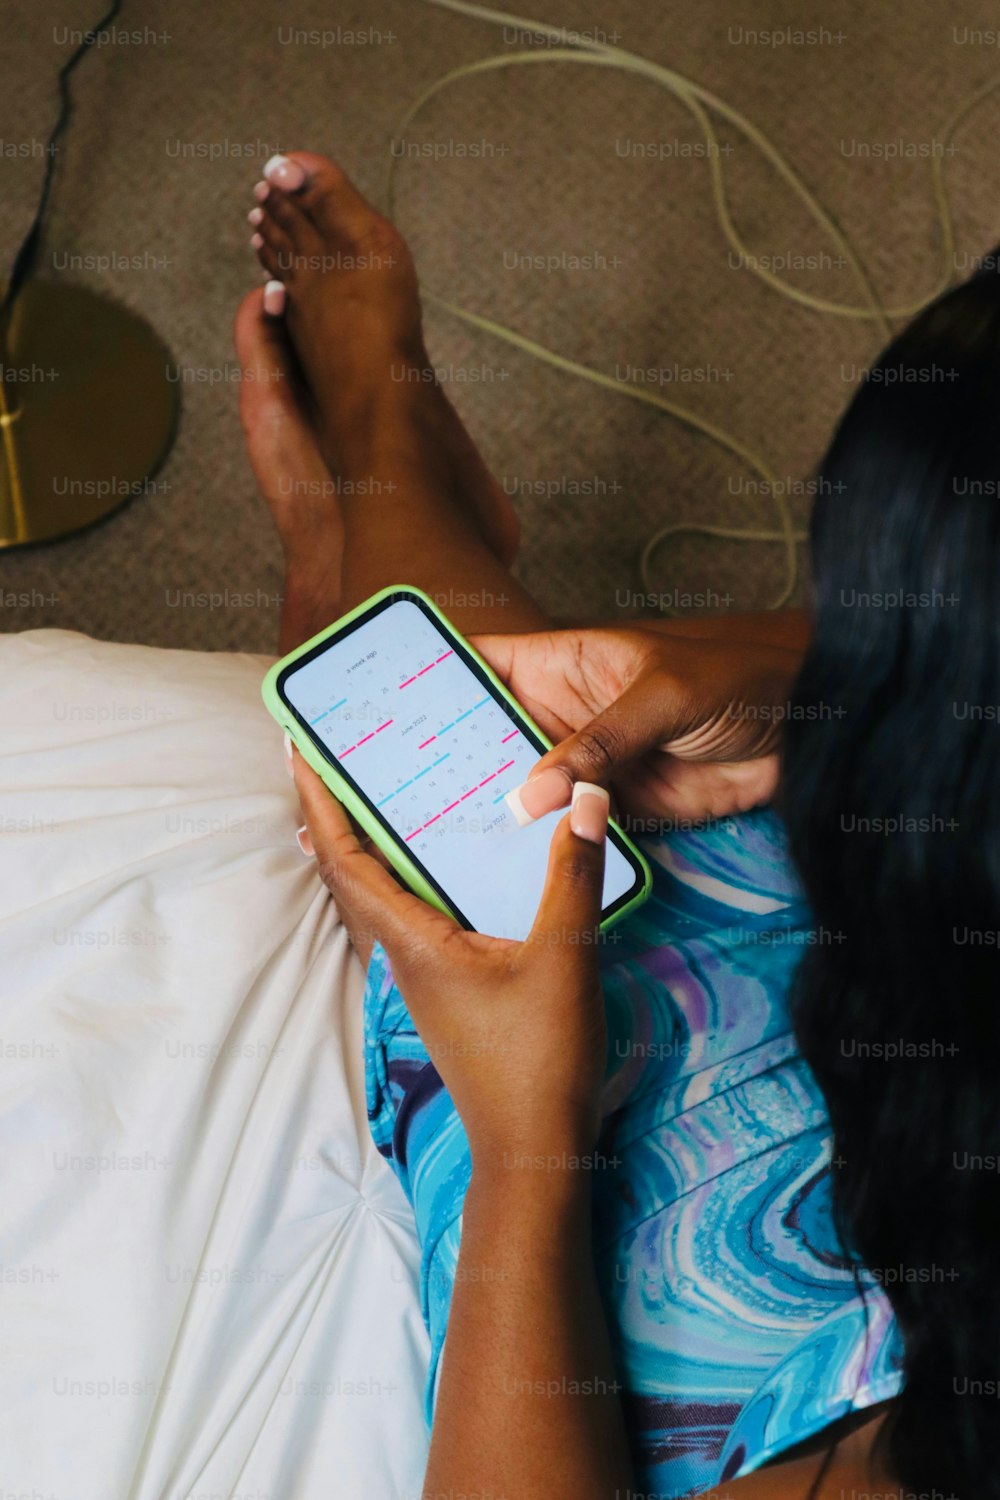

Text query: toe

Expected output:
[253,234,284,282]
[257,214,294,278]
[266,151,381,244]
[265,190,321,267]
[263,280,286,317]
[234,288,290,418]
[234,286,274,373]
[233,288,312,447]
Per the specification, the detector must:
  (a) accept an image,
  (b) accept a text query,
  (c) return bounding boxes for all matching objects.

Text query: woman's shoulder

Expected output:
[699,1405,895,1500]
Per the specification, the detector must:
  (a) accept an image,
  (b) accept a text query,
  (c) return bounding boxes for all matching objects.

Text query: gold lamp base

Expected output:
[0,281,179,547]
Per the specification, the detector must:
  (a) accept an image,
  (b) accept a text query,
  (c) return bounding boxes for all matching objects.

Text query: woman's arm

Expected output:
[425,1161,633,1499]
[292,754,634,1498]
[432,1178,890,1500]
[639,605,811,652]
[552,608,811,651]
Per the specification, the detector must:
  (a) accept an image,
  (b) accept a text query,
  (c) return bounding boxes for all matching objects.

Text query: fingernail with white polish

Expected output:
[253,180,270,203]
[250,233,264,251]
[263,154,306,191]
[504,766,573,827]
[296,825,314,857]
[283,731,294,777]
[247,206,264,226]
[570,782,609,844]
[263,279,286,317]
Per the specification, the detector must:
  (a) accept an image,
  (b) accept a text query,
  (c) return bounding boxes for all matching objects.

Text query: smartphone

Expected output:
[262,586,651,941]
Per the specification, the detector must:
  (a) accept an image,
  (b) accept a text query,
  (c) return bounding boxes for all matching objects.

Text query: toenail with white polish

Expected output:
[253,180,270,203]
[263,280,286,317]
[250,233,264,251]
[247,207,264,226]
[263,154,306,191]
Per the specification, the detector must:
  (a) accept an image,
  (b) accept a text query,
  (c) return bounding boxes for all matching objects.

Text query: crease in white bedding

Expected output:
[0,631,429,1500]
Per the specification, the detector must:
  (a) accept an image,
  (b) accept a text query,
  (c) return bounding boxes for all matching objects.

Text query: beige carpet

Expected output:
[2,0,999,651]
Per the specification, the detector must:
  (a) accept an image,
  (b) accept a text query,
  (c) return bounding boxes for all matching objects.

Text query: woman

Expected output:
[245,153,998,1496]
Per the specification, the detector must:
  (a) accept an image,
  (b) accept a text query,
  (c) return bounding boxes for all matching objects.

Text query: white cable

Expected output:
[391,0,999,608]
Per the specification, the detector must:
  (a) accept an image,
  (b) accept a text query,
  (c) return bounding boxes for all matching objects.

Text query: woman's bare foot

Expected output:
[234,285,346,651]
[248,151,521,574]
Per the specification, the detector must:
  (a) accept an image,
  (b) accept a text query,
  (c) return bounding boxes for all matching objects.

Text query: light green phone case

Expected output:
[261,584,652,931]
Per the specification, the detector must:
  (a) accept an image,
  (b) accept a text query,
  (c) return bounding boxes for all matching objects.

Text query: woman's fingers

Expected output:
[467,631,519,680]
[292,751,455,963]
[525,794,608,966]
[292,748,609,968]
[507,665,691,822]
[502,638,799,826]
[469,629,582,743]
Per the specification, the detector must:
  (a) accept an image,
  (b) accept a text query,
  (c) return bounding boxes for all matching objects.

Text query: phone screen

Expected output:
[277,593,644,939]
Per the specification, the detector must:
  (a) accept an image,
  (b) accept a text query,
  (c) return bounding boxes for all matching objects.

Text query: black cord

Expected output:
[0,0,126,335]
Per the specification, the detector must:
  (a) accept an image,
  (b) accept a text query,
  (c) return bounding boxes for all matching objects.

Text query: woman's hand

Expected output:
[472,622,805,826]
[293,753,611,1167]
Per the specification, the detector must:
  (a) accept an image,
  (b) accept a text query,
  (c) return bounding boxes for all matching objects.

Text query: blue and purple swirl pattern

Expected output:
[364,810,903,1498]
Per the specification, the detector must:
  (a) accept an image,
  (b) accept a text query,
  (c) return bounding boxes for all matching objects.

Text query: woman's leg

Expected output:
[235,152,549,651]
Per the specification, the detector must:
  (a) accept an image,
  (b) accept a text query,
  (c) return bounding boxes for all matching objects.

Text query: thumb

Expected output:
[507,667,680,825]
[525,789,609,958]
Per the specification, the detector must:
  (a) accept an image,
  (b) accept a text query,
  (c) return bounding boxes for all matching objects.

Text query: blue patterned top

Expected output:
[364,810,903,1498]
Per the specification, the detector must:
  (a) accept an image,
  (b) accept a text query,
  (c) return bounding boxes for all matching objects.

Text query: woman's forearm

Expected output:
[643,606,811,653]
[423,1156,633,1500]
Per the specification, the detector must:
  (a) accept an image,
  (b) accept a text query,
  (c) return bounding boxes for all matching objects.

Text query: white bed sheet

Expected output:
[0,630,429,1500]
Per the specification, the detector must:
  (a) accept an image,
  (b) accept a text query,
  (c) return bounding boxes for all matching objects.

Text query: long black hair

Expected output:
[782,250,1000,1499]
